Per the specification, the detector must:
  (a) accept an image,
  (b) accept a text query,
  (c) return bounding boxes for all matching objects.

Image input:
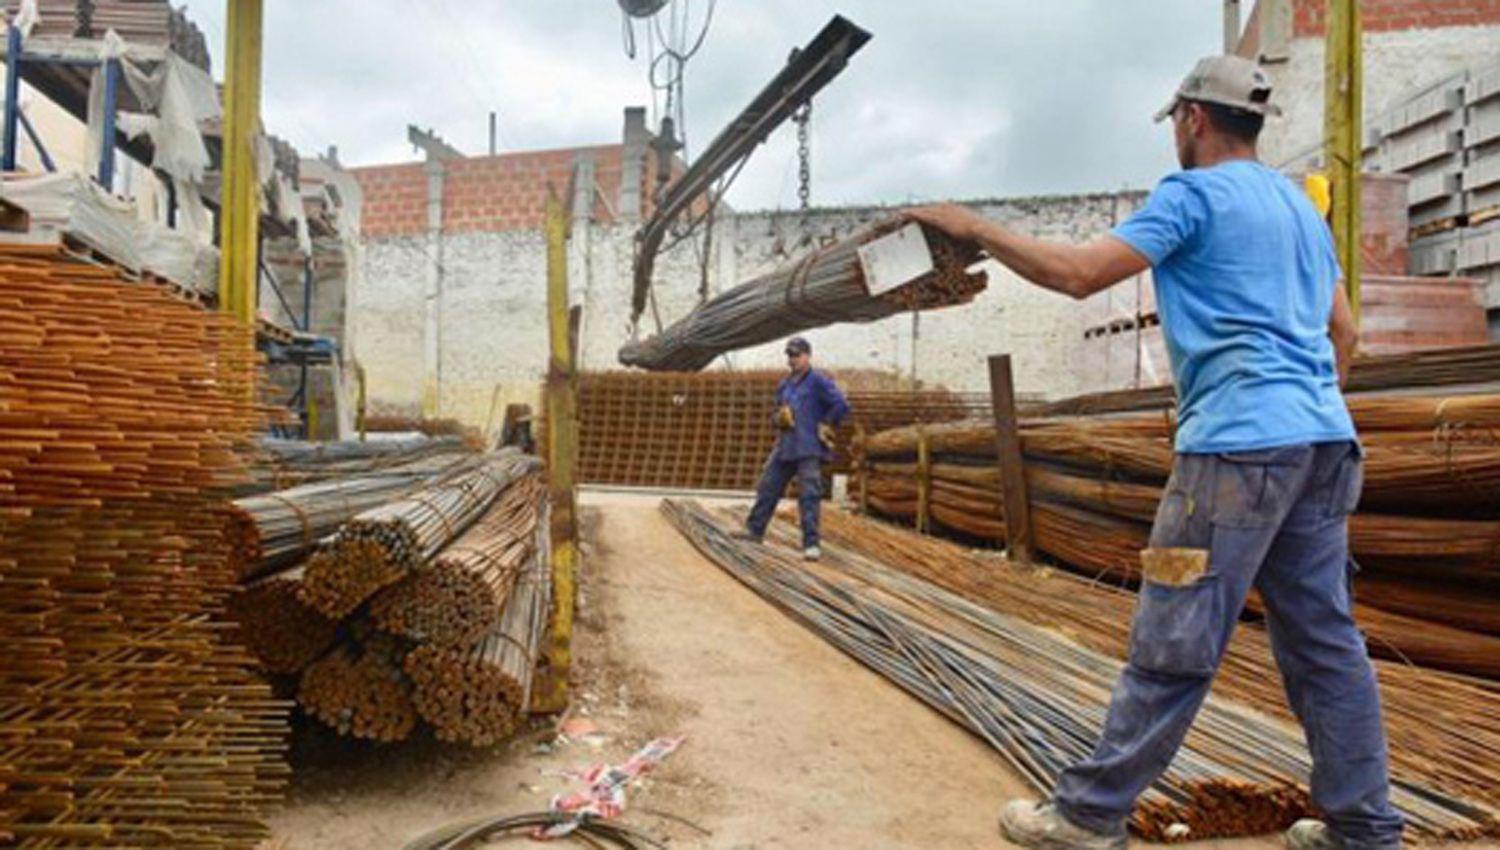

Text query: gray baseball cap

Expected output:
[1153,55,1282,123]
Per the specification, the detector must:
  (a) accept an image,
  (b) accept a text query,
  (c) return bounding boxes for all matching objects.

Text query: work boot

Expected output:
[999,801,1126,850]
[803,545,821,561]
[1284,820,1348,850]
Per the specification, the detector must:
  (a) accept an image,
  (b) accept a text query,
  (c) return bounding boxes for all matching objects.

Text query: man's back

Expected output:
[1114,159,1356,453]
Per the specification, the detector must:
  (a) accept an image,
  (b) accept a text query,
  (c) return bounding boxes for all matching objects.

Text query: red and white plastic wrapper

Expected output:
[537,736,686,838]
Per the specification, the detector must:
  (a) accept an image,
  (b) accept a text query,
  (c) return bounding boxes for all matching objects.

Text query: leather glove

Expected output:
[817,422,837,449]
[775,405,796,431]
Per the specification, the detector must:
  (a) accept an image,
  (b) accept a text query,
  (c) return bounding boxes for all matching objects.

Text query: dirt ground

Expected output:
[268,490,1283,850]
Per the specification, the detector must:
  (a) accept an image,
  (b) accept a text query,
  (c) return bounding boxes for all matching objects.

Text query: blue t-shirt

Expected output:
[1112,160,1355,454]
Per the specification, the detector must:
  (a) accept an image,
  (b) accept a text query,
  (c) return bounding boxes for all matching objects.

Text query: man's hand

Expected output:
[817,422,837,449]
[904,203,985,242]
[775,405,796,432]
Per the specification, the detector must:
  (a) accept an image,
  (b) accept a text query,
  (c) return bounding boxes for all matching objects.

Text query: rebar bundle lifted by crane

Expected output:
[620,221,986,370]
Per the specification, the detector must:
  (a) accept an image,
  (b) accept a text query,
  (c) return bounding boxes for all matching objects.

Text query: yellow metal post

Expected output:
[217,0,263,325]
[1324,0,1362,323]
[533,191,577,714]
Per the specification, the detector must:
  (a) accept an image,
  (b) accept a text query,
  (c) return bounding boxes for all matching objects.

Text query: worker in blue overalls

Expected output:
[737,336,850,560]
[906,55,1401,850]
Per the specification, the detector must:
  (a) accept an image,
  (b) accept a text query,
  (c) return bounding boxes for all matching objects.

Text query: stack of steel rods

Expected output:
[298,451,535,619]
[227,454,476,581]
[298,631,418,743]
[403,494,553,745]
[806,506,1500,824]
[665,500,1496,842]
[0,244,288,846]
[253,435,469,489]
[618,221,987,371]
[228,567,341,675]
[371,467,544,647]
[1029,342,1500,418]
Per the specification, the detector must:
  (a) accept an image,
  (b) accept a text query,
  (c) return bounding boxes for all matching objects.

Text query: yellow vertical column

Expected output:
[533,192,577,714]
[217,0,263,324]
[1324,0,1362,322]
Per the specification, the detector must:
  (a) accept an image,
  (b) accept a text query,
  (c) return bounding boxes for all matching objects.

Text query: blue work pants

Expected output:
[746,454,821,549]
[1053,442,1403,849]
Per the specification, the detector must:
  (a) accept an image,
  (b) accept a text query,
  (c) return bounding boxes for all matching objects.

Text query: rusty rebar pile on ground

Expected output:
[228,568,340,675]
[249,455,552,747]
[853,390,1500,677]
[371,470,543,648]
[403,495,552,745]
[808,507,1500,822]
[298,631,418,743]
[665,500,1494,842]
[618,221,986,371]
[0,245,288,846]
[298,451,535,619]
[251,434,469,490]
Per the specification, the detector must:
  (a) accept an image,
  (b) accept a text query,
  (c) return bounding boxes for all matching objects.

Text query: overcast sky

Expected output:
[178,1,1223,210]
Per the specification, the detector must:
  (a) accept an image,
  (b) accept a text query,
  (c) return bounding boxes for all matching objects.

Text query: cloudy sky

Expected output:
[178,1,1223,210]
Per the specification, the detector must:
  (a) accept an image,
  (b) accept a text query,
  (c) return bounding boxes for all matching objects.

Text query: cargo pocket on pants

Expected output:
[1129,547,1221,678]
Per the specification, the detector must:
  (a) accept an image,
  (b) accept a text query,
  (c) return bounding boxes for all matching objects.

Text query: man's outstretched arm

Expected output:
[1330,281,1358,388]
[905,203,1150,300]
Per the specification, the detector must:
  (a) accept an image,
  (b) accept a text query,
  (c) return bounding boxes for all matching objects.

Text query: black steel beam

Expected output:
[630,14,871,323]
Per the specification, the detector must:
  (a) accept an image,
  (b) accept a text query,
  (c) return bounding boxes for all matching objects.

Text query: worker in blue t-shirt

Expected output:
[906,55,1400,850]
[736,336,850,560]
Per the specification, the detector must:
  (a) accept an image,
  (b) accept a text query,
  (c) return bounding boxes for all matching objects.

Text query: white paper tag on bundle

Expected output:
[858,223,935,296]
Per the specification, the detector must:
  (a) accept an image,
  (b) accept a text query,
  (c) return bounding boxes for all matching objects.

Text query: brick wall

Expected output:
[1294,0,1500,36]
[352,144,641,239]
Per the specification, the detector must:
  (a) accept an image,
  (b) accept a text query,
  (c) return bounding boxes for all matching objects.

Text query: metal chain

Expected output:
[795,101,812,234]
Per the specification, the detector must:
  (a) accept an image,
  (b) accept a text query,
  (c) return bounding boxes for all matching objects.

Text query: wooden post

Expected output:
[915,427,931,535]
[533,191,578,714]
[988,355,1032,563]
[1325,0,1362,323]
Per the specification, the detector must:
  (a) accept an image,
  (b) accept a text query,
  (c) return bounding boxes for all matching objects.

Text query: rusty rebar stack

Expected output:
[404,493,553,746]
[227,567,341,675]
[370,469,543,648]
[227,454,475,581]
[298,632,418,743]
[0,244,287,846]
[297,451,535,619]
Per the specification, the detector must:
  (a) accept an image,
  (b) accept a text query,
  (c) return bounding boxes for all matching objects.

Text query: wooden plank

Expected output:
[988,354,1032,563]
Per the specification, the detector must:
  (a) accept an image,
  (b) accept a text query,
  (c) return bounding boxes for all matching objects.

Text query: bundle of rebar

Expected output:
[618,221,986,371]
[663,500,1495,842]
[371,470,544,648]
[298,451,536,619]
[0,244,287,846]
[853,390,1500,678]
[403,497,553,746]
[228,454,476,581]
[1030,342,1500,418]
[804,506,1500,835]
[298,631,418,743]
[228,568,341,675]
[251,434,468,489]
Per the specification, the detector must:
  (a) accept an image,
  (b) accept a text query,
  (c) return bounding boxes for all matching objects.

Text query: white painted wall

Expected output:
[354,192,1146,427]
[1260,25,1500,166]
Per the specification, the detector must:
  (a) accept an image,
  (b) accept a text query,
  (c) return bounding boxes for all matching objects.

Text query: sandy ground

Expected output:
[268,490,1284,850]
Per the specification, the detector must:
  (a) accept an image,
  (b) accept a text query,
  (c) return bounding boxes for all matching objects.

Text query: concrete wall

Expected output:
[354,192,1146,427]
[1260,19,1500,166]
